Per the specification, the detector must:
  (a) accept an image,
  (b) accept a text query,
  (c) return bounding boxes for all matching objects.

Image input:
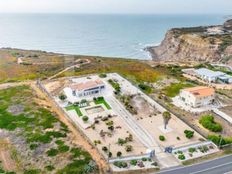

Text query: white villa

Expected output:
[63,79,106,103]
[70,79,105,97]
[179,86,215,108]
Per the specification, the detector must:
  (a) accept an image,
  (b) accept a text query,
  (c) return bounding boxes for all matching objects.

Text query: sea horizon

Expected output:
[0,13,229,59]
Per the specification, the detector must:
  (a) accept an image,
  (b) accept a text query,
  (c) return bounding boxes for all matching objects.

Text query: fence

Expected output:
[36,79,110,168]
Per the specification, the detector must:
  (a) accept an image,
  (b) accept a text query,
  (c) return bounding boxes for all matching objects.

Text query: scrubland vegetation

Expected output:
[0,86,98,173]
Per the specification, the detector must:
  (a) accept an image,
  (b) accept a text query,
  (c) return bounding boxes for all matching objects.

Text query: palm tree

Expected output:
[162,111,171,129]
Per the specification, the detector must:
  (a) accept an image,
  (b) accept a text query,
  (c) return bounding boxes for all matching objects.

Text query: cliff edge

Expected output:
[147,19,232,63]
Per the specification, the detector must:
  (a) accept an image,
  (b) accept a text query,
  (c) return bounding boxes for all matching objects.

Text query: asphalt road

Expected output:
[157,155,232,174]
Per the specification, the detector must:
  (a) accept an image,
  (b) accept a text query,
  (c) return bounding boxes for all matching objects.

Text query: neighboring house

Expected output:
[70,79,105,97]
[195,68,225,82]
[218,74,232,84]
[179,86,215,108]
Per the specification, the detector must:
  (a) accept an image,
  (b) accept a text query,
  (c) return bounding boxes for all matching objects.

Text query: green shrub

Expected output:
[29,144,38,150]
[117,138,127,146]
[178,154,186,160]
[208,135,232,146]
[125,145,133,152]
[99,73,107,78]
[82,116,89,122]
[45,165,55,171]
[198,146,209,153]
[130,160,137,166]
[47,148,59,157]
[58,145,70,153]
[138,83,152,94]
[159,135,165,141]
[59,93,67,101]
[142,157,148,161]
[184,130,194,139]
[188,147,196,153]
[113,161,128,168]
[108,79,121,92]
[199,115,222,132]
[55,140,64,145]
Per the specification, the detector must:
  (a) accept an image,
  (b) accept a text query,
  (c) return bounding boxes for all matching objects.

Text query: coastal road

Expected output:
[156,155,232,174]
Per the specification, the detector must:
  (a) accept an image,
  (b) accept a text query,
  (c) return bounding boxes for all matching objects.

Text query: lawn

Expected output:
[65,105,83,116]
[163,83,194,97]
[94,97,111,110]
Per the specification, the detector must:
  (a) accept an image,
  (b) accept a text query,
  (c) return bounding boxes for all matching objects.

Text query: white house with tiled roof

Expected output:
[63,79,106,103]
[179,86,215,108]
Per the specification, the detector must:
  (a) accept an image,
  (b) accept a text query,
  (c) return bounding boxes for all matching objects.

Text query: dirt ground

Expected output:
[131,95,159,120]
[0,139,17,172]
[44,79,69,96]
[83,114,147,158]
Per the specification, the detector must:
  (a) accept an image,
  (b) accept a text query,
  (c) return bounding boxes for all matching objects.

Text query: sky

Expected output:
[0,0,231,14]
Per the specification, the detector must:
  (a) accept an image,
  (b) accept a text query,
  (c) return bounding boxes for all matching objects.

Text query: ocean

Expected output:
[0,14,228,59]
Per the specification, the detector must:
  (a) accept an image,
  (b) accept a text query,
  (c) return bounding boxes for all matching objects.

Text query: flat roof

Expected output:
[183,86,215,98]
[218,74,232,80]
[195,68,225,78]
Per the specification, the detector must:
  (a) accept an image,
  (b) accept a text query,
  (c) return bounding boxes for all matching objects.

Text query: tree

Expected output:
[162,111,171,129]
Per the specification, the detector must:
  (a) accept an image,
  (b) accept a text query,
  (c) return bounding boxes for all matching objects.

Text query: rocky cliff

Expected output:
[147,19,232,63]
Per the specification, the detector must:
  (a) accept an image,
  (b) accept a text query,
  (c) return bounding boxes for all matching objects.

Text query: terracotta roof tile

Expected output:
[183,86,215,98]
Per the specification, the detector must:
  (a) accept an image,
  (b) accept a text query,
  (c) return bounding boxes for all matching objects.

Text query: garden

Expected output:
[112,157,159,171]
[173,142,218,161]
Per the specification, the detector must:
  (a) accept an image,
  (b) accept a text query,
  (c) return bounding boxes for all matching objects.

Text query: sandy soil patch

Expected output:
[138,114,203,148]
[0,139,17,172]
[84,114,147,158]
[131,95,159,119]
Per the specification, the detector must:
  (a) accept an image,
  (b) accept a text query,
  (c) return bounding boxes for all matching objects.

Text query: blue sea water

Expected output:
[0,14,228,59]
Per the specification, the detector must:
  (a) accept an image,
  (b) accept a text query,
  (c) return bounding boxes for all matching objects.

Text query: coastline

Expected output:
[144,43,160,60]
